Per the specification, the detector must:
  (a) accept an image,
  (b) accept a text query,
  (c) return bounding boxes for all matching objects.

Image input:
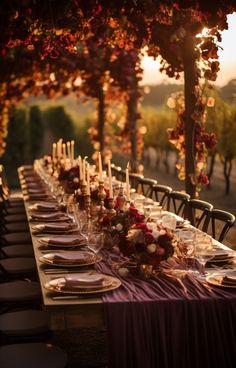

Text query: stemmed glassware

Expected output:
[194,232,213,275]
[162,214,177,231]
[87,231,104,257]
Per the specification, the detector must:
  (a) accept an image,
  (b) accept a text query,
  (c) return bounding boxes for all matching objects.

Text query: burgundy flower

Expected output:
[144,232,154,244]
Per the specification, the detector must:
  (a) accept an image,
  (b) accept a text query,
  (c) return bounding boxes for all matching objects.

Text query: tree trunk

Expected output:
[98,88,105,161]
[222,156,232,195]
[127,91,138,173]
[207,151,216,190]
[163,150,170,174]
[182,33,197,198]
[174,151,179,176]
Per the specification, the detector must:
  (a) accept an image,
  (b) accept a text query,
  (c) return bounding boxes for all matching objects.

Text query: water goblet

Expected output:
[162,214,177,231]
[88,231,104,257]
[194,233,213,275]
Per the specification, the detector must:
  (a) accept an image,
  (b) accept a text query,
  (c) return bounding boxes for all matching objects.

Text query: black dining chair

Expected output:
[0,343,68,368]
[150,184,172,210]
[0,309,51,344]
[129,173,144,193]
[187,199,213,230]
[167,191,190,218]
[0,280,42,308]
[0,244,34,258]
[0,257,37,281]
[203,209,236,243]
[139,177,157,198]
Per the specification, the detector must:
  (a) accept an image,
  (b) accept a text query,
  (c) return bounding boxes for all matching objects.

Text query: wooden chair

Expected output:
[187,199,213,230]
[0,343,68,368]
[203,209,235,243]
[167,191,190,218]
[129,173,144,193]
[150,184,172,210]
[0,309,50,344]
[139,177,157,198]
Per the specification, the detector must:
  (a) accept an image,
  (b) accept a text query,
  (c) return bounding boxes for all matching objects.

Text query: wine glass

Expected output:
[194,233,213,275]
[78,218,94,246]
[162,214,177,231]
[177,229,195,272]
[88,231,104,257]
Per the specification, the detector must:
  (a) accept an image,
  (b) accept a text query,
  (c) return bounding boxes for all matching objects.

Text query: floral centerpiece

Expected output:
[125,222,175,269]
[100,204,176,274]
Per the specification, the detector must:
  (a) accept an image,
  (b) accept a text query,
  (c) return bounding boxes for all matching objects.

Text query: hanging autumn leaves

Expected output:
[0,0,235,196]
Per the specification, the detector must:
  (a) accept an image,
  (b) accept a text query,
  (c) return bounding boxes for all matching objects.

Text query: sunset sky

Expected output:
[141,13,236,86]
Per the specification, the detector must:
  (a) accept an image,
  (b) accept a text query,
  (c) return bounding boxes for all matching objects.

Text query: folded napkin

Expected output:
[36,223,73,231]
[221,271,236,286]
[41,235,83,245]
[32,202,58,211]
[26,193,49,200]
[27,188,46,194]
[64,274,105,288]
[30,212,63,220]
[50,251,93,263]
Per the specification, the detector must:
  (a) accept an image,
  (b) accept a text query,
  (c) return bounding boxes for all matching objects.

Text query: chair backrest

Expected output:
[110,165,122,181]
[188,199,213,230]
[204,209,236,243]
[139,177,157,198]
[129,173,144,193]
[167,191,190,218]
[151,184,172,210]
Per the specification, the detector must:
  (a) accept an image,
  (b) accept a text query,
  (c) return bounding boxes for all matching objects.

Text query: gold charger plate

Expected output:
[38,236,85,247]
[206,274,236,289]
[44,274,121,294]
[32,224,77,234]
[39,253,102,267]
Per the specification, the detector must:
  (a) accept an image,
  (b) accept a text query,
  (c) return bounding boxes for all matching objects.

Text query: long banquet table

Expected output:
[18,166,236,368]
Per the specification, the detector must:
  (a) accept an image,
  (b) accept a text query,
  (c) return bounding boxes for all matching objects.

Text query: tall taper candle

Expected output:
[108,160,113,198]
[98,152,103,181]
[71,140,75,162]
[62,143,66,159]
[87,163,90,195]
[78,156,83,181]
[126,167,130,201]
[66,141,71,161]
[52,143,56,160]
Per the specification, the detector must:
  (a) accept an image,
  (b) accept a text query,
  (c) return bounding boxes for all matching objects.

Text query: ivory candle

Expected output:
[71,140,75,161]
[66,142,71,161]
[83,158,86,184]
[98,152,103,181]
[126,166,130,201]
[52,143,56,160]
[78,156,83,181]
[62,143,66,159]
[87,163,90,195]
[108,160,113,198]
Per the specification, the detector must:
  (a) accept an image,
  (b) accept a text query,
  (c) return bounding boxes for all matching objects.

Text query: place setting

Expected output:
[32,222,78,235]
[206,270,236,289]
[29,211,69,222]
[44,272,122,296]
[37,234,86,248]
[40,250,102,268]
[28,201,59,212]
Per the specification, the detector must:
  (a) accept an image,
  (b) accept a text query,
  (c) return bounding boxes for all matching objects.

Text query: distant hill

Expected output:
[141,84,183,107]
[219,79,236,102]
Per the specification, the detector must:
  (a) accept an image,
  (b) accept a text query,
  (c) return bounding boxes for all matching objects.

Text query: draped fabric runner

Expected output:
[96,250,236,368]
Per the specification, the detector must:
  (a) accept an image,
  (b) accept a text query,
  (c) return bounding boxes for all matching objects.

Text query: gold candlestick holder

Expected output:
[107,197,116,216]
[80,181,87,196]
[97,181,107,216]
[116,185,127,212]
[85,194,91,219]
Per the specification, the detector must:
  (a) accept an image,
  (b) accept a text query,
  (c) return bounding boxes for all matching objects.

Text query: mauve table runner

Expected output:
[96,250,236,368]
